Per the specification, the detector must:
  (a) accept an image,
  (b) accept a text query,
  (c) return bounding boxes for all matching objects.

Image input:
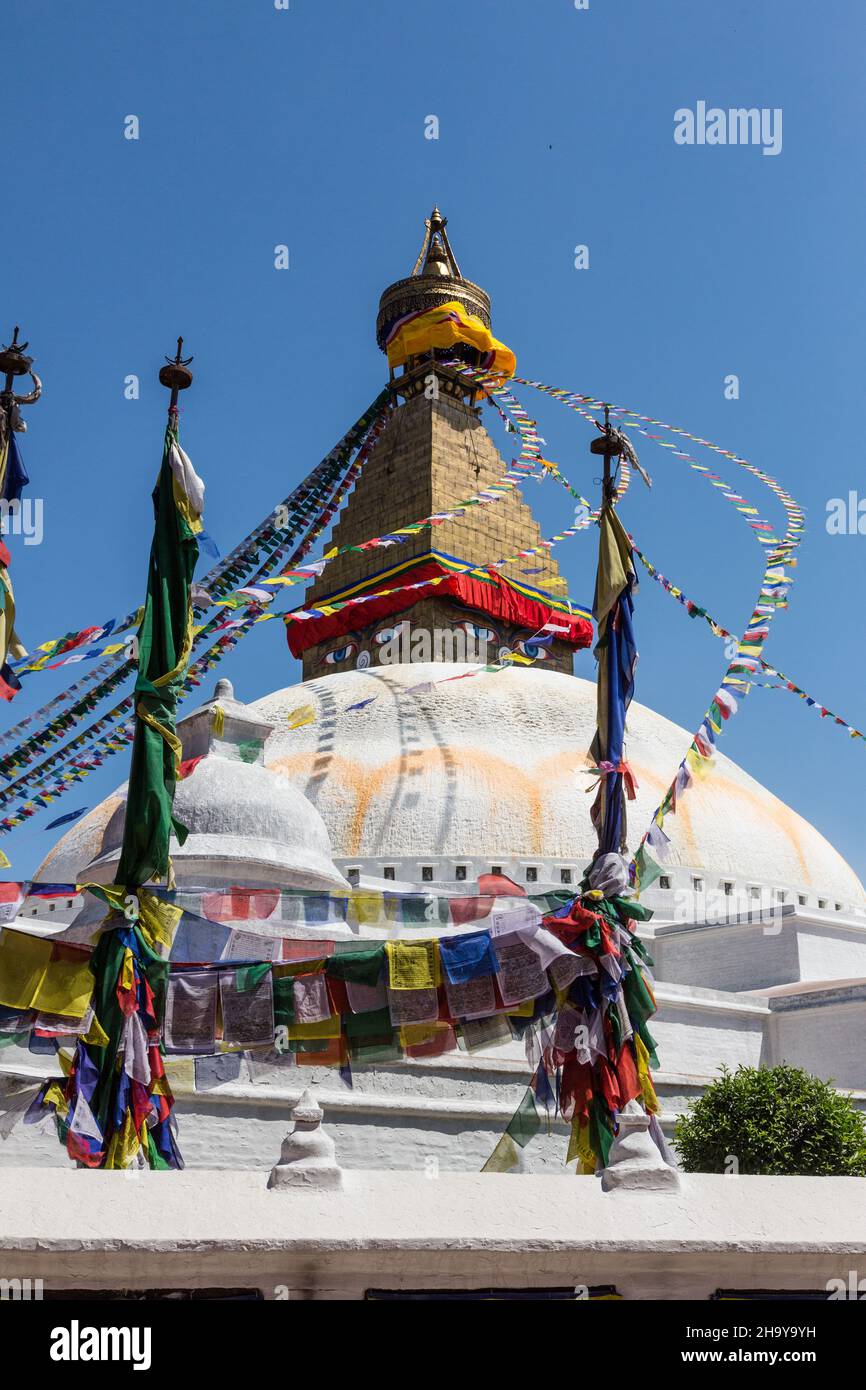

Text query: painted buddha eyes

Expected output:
[321,625,548,666]
[516,640,550,660]
[456,621,497,644]
[324,641,358,665]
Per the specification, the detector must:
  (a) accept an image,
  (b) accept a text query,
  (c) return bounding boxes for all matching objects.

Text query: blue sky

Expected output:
[3,0,865,882]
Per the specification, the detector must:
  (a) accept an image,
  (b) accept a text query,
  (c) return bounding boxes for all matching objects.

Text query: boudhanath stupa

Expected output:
[2,210,864,1175]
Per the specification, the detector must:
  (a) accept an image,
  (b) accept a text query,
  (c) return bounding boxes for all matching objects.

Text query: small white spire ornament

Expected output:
[268,1089,343,1191]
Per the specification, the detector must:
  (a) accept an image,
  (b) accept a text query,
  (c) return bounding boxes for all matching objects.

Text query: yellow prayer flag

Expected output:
[0,931,95,1020]
[635,1035,659,1114]
[501,651,533,665]
[0,931,56,1011]
[34,950,94,1020]
[686,747,713,780]
[138,890,183,955]
[566,1117,597,1174]
[163,1057,196,1093]
[481,1133,520,1173]
[286,705,316,730]
[505,999,535,1018]
[287,1014,341,1040]
[399,1022,445,1049]
[119,947,135,997]
[43,1081,69,1119]
[385,938,440,991]
[349,892,384,926]
[104,1110,140,1170]
[81,1012,110,1047]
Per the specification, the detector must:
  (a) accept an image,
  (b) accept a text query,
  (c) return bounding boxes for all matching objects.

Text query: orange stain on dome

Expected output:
[269,747,545,857]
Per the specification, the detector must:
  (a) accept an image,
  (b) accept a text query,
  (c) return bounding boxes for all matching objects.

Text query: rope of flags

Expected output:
[0,380,592,772]
[0,414,388,835]
[0,658,136,781]
[1,611,570,834]
[0,876,581,932]
[443,362,632,516]
[513,377,805,565]
[430,365,796,888]
[6,390,392,682]
[268,374,633,638]
[630,557,802,891]
[488,374,807,893]
[0,870,664,1175]
[255,390,559,595]
[0,653,129,755]
[632,544,866,743]
[0,398,394,852]
[12,612,143,679]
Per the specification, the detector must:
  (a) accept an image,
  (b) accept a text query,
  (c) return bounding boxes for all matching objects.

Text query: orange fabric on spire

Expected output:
[385,301,516,381]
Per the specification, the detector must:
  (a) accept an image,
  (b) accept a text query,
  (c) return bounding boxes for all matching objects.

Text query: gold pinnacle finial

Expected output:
[377,207,489,354]
[410,206,463,280]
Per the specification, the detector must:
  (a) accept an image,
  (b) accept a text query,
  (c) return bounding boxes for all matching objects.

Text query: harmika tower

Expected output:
[294,209,584,680]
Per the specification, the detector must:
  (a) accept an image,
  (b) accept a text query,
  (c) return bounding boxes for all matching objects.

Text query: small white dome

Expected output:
[36,681,348,894]
[87,756,348,893]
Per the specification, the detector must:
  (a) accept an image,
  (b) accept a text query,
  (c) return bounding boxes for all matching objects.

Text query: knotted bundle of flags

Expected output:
[0,869,665,1174]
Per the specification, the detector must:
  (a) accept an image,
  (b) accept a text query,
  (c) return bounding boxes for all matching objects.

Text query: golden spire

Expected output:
[411,206,463,279]
[377,207,489,355]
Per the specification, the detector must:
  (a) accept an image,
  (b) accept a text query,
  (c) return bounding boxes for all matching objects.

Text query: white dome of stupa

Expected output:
[246,663,866,912]
[36,665,865,915]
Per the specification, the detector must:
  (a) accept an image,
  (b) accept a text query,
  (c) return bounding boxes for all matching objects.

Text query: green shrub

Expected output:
[673,1064,866,1176]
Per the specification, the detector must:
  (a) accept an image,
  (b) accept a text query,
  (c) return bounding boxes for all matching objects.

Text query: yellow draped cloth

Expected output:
[386,300,516,381]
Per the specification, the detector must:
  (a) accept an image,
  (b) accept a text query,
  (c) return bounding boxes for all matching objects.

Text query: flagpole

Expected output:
[66,337,202,1170]
[0,326,42,705]
[589,405,629,861]
[116,335,198,891]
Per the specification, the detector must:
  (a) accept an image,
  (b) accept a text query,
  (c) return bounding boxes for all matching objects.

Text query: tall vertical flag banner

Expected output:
[0,413,31,702]
[116,422,204,887]
[589,502,638,855]
[0,536,25,702]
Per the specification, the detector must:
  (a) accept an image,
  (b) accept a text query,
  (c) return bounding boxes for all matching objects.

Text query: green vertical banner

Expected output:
[116,421,204,887]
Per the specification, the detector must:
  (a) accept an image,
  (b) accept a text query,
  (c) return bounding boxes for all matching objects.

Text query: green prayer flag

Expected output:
[347,1036,402,1064]
[505,1086,541,1149]
[273,976,295,1030]
[634,844,663,893]
[611,896,654,923]
[116,422,201,887]
[325,945,384,987]
[236,963,271,993]
[237,738,263,764]
[590,1098,615,1168]
[344,1006,392,1040]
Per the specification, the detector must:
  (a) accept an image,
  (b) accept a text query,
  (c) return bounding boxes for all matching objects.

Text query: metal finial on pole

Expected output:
[0,326,41,426]
[590,404,623,508]
[158,336,194,414]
